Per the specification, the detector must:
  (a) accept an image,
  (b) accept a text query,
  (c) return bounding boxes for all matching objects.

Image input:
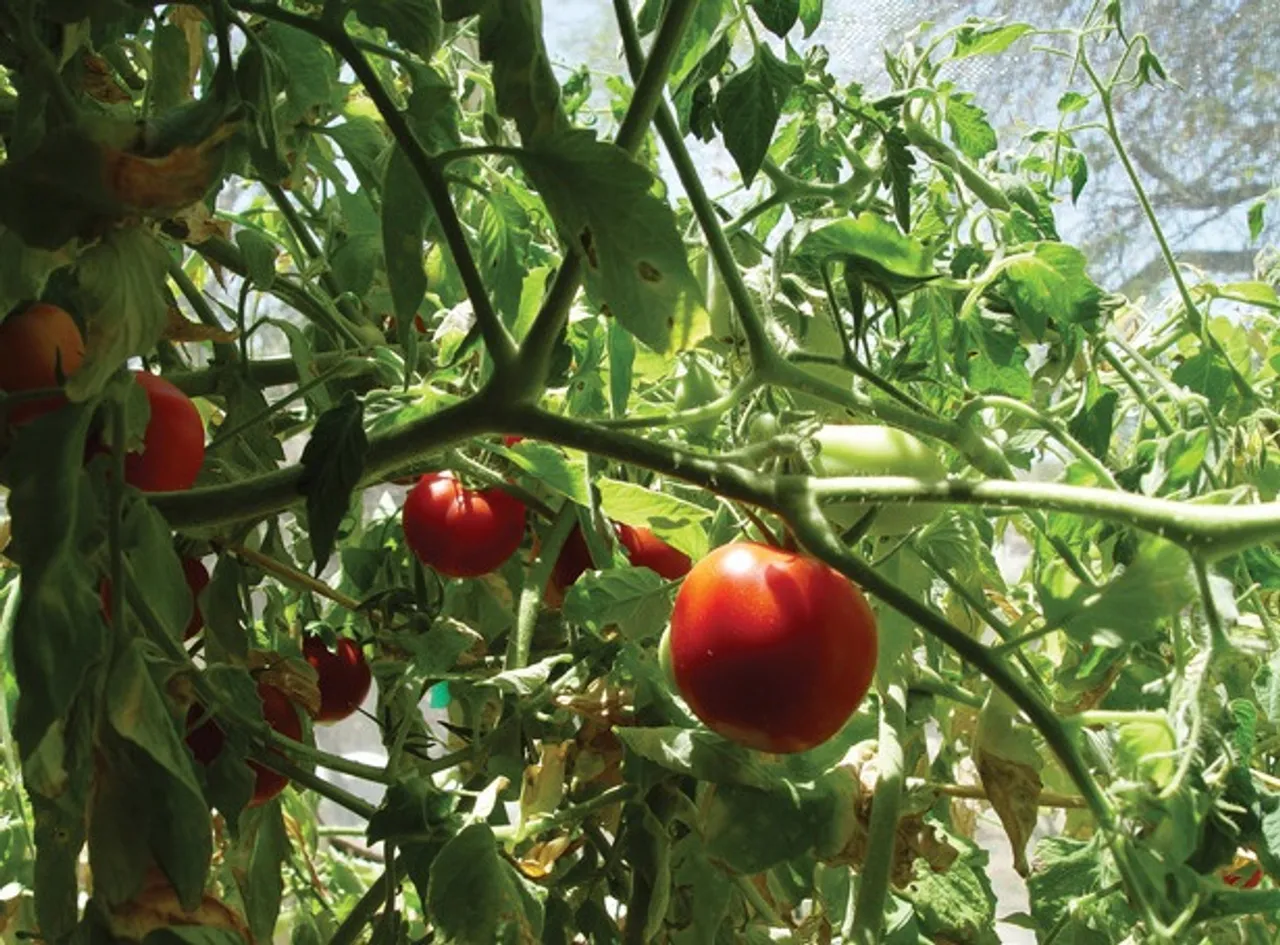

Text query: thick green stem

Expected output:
[329,871,390,945]
[849,683,906,945]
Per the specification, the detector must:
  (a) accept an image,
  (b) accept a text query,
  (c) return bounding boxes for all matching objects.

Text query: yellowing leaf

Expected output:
[975,691,1042,877]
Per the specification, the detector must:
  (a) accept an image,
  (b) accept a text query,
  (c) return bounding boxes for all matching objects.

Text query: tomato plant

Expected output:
[667,542,878,753]
[1,1,1278,943]
[401,471,527,578]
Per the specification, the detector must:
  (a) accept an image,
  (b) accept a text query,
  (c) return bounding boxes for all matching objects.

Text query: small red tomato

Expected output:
[185,682,303,807]
[668,542,878,754]
[1223,865,1264,889]
[402,472,526,578]
[502,435,524,447]
[550,525,594,596]
[616,524,692,580]
[124,371,206,492]
[0,302,85,425]
[303,635,373,724]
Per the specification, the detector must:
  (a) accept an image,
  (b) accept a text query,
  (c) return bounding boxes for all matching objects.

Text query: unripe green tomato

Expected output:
[747,412,780,443]
[811,424,947,537]
[658,625,675,688]
[675,356,723,437]
[706,259,740,343]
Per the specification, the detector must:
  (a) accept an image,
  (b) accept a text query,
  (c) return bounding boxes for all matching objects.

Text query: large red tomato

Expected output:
[667,542,878,754]
[402,472,526,578]
[0,302,85,424]
[185,682,303,807]
[549,522,692,602]
[303,635,373,724]
[124,371,206,492]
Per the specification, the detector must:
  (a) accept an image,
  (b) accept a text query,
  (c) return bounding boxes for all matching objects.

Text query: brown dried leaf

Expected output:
[166,200,231,245]
[106,870,253,944]
[519,742,568,826]
[164,302,238,344]
[817,741,958,886]
[102,122,238,216]
[516,835,578,879]
[81,53,132,104]
[976,692,1043,877]
[169,6,207,88]
[249,650,322,720]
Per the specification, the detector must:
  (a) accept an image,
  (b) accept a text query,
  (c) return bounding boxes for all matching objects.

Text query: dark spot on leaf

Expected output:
[579,227,598,269]
[600,305,612,318]
[638,260,661,283]
[667,317,675,329]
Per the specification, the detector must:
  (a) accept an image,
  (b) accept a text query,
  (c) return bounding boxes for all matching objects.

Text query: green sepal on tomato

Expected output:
[810,424,947,537]
[665,541,878,754]
[673,353,724,436]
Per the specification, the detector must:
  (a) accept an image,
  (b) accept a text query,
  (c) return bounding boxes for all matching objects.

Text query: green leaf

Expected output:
[204,557,249,663]
[748,0,799,37]
[382,147,432,328]
[517,130,708,354]
[235,229,279,289]
[1061,537,1198,647]
[1067,374,1118,463]
[613,727,782,790]
[945,94,997,159]
[952,22,1034,60]
[991,243,1104,340]
[150,24,191,114]
[1248,201,1266,242]
[261,22,336,115]
[798,0,823,36]
[607,320,635,418]
[8,403,108,760]
[0,226,67,316]
[596,479,710,561]
[716,45,802,186]
[472,0,567,144]
[703,782,836,873]
[882,125,915,232]
[119,498,194,642]
[562,568,673,642]
[960,314,1032,400]
[66,227,171,401]
[0,126,120,250]
[427,824,546,942]
[900,840,999,944]
[477,655,572,698]
[324,118,389,197]
[1058,91,1089,114]
[503,443,589,506]
[237,806,289,942]
[1026,836,1134,942]
[793,212,936,292]
[298,392,369,573]
[352,0,442,58]
[1116,718,1176,788]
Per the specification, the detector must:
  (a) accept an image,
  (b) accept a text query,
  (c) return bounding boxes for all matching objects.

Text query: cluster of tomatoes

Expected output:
[1,301,374,807]
[396,420,942,755]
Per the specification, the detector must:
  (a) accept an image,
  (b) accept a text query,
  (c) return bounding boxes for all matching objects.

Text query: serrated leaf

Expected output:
[427,824,547,942]
[237,805,289,942]
[235,229,278,289]
[716,45,802,186]
[899,840,999,944]
[1061,537,1198,646]
[517,130,708,354]
[261,21,336,115]
[1027,836,1134,941]
[703,781,834,874]
[9,404,108,760]
[798,0,823,36]
[946,95,997,160]
[596,479,710,561]
[324,118,389,197]
[882,125,915,232]
[67,227,171,401]
[1067,374,1118,462]
[992,242,1104,340]
[0,227,69,316]
[473,0,567,144]
[976,691,1041,877]
[613,727,781,790]
[298,392,369,573]
[562,568,673,641]
[352,0,442,58]
[793,212,936,291]
[748,0,799,36]
[1248,201,1266,242]
[150,23,192,113]
[382,147,432,327]
[503,443,589,505]
[478,655,571,698]
[952,22,1033,60]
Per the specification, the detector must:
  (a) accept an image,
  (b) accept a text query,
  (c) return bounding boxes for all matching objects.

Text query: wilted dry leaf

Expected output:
[520,742,569,827]
[976,692,1043,877]
[81,53,132,104]
[169,6,207,88]
[167,200,231,245]
[516,835,578,879]
[106,870,253,944]
[102,122,238,216]
[818,740,959,886]
[249,650,322,720]
[164,302,238,343]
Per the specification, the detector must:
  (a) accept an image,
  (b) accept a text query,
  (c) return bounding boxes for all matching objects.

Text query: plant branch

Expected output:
[849,683,906,945]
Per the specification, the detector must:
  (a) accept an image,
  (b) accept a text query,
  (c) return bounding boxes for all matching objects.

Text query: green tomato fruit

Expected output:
[811,424,947,537]
[658,625,676,688]
[675,355,723,437]
[705,259,741,344]
[747,412,780,443]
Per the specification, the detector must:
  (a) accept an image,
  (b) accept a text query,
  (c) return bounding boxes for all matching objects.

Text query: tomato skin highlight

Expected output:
[304,635,373,724]
[402,472,527,578]
[0,302,85,424]
[668,542,878,754]
[124,371,206,492]
[185,682,302,807]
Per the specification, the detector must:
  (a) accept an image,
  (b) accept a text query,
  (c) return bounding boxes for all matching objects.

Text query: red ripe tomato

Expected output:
[185,682,303,807]
[303,635,373,724]
[617,525,692,580]
[124,372,206,492]
[1222,865,1264,889]
[502,435,524,447]
[402,472,526,578]
[668,542,878,754]
[180,556,210,640]
[0,302,85,424]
